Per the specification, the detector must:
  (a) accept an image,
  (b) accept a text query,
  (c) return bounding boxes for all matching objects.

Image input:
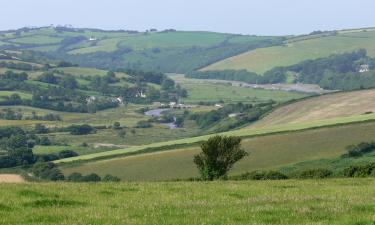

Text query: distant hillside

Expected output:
[203,28,375,74]
[253,89,375,128]
[0,27,283,73]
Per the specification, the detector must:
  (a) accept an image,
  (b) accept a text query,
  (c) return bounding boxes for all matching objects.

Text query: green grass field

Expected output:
[171,74,309,103]
[1,179,375,224]
[61,121,375,181]
[0,91,32,100]
[203,30,375,74]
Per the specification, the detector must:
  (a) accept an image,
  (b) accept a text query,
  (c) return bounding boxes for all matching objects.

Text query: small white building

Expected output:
[89,37,97,41]
[135,91,147,98]
[86,96,96,103]
[215,104,223,108]
[359,65,370,73]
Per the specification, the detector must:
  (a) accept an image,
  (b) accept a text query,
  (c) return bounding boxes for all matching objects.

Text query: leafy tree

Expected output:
[34,124,48,134]
[58,150,78,159]
[32,162,65,181]
[113,122,121,130]
[194,135,248,180]
[80,173,101,182]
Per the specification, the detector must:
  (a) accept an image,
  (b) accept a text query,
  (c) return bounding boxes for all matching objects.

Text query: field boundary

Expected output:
[55,116,375,165]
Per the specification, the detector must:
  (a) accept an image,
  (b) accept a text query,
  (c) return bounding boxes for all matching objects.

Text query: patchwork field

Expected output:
[1,179,375,224]
[254,89,375,128]
[203,30,375,74]
[178,79,309,104]
[61,121,375,181]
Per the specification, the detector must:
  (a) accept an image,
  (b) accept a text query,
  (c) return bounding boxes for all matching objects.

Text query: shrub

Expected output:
[68,124,94,135]
[39,137,51,146]
[232,170,288,180]
[102,174,121,182]
[32,162,65,181]
[80,173,101,182]
[135,120,153,128]
[58,150,78,159]
[343,163,375,177]
[67,172,83,182]
[297,168,333,179]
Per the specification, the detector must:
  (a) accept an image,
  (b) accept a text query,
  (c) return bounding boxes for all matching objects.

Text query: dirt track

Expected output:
[0,174,25,183]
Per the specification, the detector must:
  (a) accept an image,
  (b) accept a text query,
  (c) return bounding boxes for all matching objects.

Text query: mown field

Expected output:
[203,29,375,74]
[61,121,375,181]
[170,74,310,104]
[253,89,375,128]
[1,179,375,225]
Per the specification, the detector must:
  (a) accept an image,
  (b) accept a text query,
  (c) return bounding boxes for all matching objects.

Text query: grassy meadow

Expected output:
[61,121,375,181]
[203,30,375,73]
[1,179,375,225]
[173,75,309,104]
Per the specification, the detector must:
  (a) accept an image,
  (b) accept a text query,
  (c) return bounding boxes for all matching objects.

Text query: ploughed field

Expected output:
[1,179,375,225]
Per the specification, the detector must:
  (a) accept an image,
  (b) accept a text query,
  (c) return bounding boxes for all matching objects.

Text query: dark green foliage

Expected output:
[58,150,78,159]
[67,124,94,135]
[39,136,51,146]
[80,173,101,182]
[263,50,375,90]
[34,124,48,134]
[67,172,83,182]
[0,61,34,71]
[135,120,153,128]
[32,162,65,181]
[113,122,121,130]
[194,135,248,180]
[341,142,375,158]
[190,102,274,131]
[343,163,375,178]
[102,174,121,182]
[232,170,289,180]
[0,70,28,81]
[297,168,333,179]
[187,70,261,83]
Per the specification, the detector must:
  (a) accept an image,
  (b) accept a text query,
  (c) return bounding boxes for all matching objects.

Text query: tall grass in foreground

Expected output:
[0,179,375,225]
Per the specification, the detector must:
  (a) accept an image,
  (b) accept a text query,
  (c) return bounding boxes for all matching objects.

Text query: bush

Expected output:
[68,124,94,135]
[343,163,375,177]
[135,120,153,128]
[80,173,101,182]
[39,136,51,146]
[32,162,65,181]
[102,174,121,182]
[232,170,288,180]
[58,150,78,159]
[297,168,333,179]
[67,172,83,182]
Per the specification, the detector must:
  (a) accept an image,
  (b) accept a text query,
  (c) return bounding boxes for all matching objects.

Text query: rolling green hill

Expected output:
[0,27,283,73]
[203,29,375,74]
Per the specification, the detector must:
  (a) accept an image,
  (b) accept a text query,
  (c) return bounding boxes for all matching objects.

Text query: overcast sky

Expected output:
[1,0,375,35]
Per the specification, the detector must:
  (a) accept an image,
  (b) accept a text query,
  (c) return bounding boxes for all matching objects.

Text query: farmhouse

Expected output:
[359,64,369,73]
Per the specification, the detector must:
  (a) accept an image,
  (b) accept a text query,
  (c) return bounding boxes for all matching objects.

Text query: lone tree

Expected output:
[194,135,248,181]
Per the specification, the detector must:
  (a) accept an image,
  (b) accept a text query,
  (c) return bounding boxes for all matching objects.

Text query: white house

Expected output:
[359,65,370,73]
[86,96,96,103]
[136,91,147,98]
[89,37,97,41]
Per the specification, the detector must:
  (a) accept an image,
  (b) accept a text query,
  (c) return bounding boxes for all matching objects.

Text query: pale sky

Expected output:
[1,0,375,35]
